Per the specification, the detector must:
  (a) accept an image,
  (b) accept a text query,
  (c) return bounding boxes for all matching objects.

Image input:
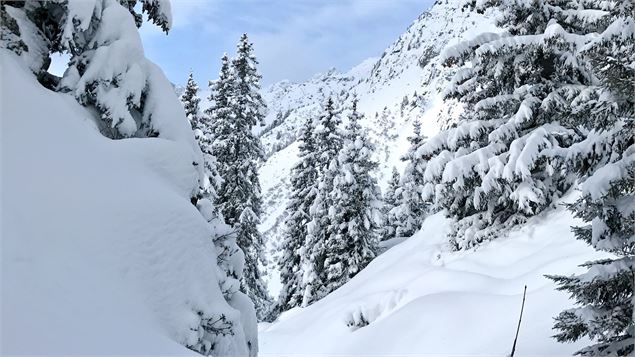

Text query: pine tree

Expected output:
[302,97,344,306]
[393,120,427,238]
[545,4,634,356]
[208,36,271,320]
[272,117,319,317]
[183,70,220,204]
[323,98,381,292]
[383,166,401,241]
[231,34,270,320]
[414,0,618,249]
[232,33,266,130]
[180,70,201,130]
[206,53,235,164]
[547,157,634,356]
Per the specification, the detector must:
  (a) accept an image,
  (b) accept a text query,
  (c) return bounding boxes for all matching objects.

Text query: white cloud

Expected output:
[139,0,432,85]
[140,0,218,37]
[249,0,425,83]
[169,0,217,28]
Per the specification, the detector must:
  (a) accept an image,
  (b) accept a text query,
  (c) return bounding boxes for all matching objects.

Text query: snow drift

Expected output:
[0,49,251,355]
[260,201,607,355]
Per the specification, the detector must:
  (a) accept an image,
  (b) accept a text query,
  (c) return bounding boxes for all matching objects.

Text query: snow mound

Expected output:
[259,203,606,355]
[1,50,247,355]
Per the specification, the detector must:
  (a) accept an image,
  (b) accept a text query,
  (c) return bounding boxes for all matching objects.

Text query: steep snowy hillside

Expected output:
[1,50,252,355]
[257,0,500,295]
[258,59,377,157]
[259,199,608,355]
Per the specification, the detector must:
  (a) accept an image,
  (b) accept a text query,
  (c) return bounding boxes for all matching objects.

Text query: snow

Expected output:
[259,199,607,355]
[1,50,249,355]
[62,0,101,47]
[582,151,635,201]
[4,0,625,353]
[440,31,502,63]
[253,0,502,297]
[4,6,49,73]
[597,17,635,39]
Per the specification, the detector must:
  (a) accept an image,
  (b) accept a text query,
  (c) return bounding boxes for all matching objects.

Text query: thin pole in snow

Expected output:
[510,285,527,357]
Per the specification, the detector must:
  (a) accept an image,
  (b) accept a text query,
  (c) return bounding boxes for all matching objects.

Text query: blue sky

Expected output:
[140,0,436,87]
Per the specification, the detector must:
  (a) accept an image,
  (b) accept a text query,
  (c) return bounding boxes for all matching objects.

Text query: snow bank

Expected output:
[1,50,247,355]
[260,200,607,355]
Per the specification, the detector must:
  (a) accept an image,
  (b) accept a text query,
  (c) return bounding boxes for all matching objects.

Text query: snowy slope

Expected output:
[1,50,249,355]
[259,199,607,356]
[258,59,377,158]
[257,0,500,296]
[256,2,610,355]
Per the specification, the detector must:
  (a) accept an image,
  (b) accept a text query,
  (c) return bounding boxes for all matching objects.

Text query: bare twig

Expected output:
[510,285,527,357]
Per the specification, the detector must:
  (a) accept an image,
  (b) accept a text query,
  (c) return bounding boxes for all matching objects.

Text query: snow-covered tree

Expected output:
[195,198,257,356]
[545,5,635,356]
[382,167,401,241]
[392,120,427,238]
[0,6,27,57]
[323,98,381,291]
[180,69,220,202]
[232,33,266,130]
[180,70,220,206]
[206,53,234,158]
[207,37,271,319]
[547,153,634,356]
[302,97,344,306]
[2,0,181,138]
[272,117,319,317]
[415,0,622,249]
[180,70,201,129]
